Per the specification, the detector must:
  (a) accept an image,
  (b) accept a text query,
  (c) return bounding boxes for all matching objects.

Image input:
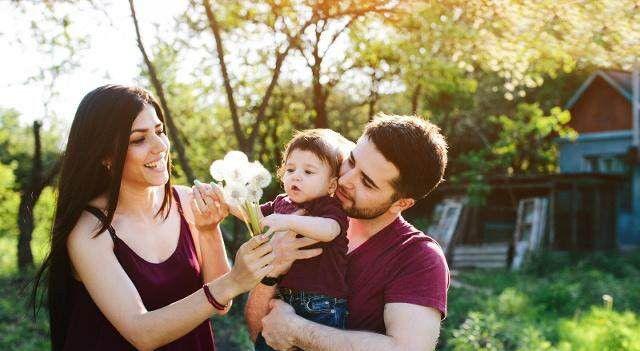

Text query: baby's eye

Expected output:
[156,128,165,135]
[304,170,314,175]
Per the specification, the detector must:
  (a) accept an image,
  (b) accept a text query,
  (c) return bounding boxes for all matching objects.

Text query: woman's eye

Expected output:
[131,138,145,144]
[362,178,372,188]
[286,169,294,173]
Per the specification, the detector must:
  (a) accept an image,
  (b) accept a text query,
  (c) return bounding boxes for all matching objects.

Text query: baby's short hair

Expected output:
[278,129,349,179]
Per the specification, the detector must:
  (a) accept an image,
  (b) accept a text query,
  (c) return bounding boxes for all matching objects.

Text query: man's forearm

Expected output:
[294,319,406,351]
[244,283,276,341]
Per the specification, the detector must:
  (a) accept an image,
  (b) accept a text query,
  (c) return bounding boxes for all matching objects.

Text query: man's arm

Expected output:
[244,283,277,341]
[262,300,441,351]
[244,229,322,340]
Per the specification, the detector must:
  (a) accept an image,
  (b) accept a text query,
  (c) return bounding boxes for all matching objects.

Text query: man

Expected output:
[245,114,449,350]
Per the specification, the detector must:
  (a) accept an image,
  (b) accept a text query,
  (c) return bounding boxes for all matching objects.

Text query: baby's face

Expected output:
[282,149,336,203]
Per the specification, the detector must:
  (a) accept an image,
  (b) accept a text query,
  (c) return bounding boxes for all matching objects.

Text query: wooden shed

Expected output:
[418,174,622,269]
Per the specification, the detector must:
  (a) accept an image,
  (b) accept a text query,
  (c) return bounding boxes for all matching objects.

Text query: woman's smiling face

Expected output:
[121,104,170,188]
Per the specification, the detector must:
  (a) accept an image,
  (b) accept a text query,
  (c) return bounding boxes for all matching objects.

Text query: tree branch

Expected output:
[129,0,195,182]
[202,0,246,151]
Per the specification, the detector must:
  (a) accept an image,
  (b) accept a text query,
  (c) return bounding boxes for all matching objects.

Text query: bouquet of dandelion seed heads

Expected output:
[209,151,272,237]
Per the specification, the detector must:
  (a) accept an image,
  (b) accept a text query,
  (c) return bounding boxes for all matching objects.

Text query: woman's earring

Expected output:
[103,162,111,171]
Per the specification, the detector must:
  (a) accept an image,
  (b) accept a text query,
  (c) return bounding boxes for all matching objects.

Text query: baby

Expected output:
[246,129,350,351]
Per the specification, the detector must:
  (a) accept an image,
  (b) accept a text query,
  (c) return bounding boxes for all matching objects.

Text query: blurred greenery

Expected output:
[440,250,640,351]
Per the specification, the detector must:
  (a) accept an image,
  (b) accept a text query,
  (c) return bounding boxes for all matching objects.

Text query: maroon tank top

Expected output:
[63,188,215,350]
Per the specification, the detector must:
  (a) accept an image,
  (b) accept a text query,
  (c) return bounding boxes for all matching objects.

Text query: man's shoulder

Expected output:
[392,218,443,249]
[389,220,447,267]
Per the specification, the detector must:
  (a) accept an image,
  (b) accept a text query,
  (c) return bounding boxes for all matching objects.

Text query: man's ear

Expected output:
[328,177,338,196]
[390,197,415,214]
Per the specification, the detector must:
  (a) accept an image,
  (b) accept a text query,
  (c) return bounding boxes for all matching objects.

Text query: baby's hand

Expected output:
[260,214,291,236]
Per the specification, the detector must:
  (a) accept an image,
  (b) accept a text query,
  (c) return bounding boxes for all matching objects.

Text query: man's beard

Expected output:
[344,198,395,219]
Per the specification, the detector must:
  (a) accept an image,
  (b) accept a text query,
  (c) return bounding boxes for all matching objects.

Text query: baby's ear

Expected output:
[328,177,338,195]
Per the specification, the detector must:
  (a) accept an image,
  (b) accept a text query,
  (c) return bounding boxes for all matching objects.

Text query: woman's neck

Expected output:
[115,184,165,220]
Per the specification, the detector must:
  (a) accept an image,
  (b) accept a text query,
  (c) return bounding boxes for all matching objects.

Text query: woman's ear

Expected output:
[328,177,338,196]
[101,159,112,171]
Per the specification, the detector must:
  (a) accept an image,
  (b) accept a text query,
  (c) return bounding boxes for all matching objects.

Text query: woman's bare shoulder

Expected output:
[67,205,113,253]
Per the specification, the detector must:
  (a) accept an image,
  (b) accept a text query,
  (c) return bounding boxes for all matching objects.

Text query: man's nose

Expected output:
[338,168,355,189]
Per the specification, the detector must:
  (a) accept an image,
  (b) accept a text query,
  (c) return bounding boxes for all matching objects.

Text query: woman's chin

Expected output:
[144,172,169,186]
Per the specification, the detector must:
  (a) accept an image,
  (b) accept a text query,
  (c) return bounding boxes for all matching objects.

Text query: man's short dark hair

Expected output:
[363,113,448,200]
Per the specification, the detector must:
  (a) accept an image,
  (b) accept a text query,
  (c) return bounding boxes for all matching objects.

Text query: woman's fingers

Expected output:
[255,252,276,268]
[295,248,322,260]
[255,264,274,280]
[192,185,208,214]
[292,236,319,248]
[244,233,270,251]
[252,242,273,258]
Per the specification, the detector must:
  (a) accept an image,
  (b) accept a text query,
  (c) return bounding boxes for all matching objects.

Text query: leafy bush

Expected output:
[443,250,640,351]
[557,307,640,351]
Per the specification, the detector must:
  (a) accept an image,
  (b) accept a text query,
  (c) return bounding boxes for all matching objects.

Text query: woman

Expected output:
[32,85,274,350]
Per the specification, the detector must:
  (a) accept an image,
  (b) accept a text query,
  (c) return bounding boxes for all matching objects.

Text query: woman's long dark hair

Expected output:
[31,85,173,350]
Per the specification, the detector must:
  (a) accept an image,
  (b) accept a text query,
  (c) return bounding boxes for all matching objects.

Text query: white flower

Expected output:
[246,186,263,203]
[209,160,228,182]
[225,163,248,184]
[224,151,249,164]
[223,181,248,207]
[248,161,272,188]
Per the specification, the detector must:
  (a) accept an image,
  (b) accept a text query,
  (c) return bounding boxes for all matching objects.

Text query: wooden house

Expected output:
[421,69,639,269]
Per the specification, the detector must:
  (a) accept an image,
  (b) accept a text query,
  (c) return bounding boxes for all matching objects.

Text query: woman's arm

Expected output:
[175,185,231,298]
[261,214,341,242]
[68,212,273,351]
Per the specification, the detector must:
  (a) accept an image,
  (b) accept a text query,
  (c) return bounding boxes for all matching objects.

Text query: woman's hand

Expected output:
[226,234,275,295]
[191,180,228,233]
[269,230,322,277]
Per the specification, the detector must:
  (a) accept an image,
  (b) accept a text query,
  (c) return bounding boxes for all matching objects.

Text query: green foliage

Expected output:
[558,307,640,351]
[0,162,20,239]
[443,250,640,351]
[450,103,576,205]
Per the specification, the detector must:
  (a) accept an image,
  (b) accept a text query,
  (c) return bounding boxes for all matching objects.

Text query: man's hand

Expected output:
[261,299,301,350]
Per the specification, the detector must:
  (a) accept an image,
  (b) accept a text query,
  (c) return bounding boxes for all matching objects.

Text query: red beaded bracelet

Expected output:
[202,284,227,310]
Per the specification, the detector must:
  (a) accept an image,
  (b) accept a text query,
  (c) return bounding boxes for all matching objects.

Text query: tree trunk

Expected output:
[129,0,195,183]
[311,60,329,128]
[17,189,36,270]
[203,0,297,157]
[367,71,380,122]
[17,121,62,271]
[411,83,422,114]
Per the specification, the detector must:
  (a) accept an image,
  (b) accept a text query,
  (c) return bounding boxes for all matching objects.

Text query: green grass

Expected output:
[439,250,640,351]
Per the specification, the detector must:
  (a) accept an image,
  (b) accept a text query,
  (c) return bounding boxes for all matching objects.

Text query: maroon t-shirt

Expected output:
[261,194,349,298]
[346,216,449,333]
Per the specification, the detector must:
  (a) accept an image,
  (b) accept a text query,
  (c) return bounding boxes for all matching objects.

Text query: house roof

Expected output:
[565,70,640,109]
